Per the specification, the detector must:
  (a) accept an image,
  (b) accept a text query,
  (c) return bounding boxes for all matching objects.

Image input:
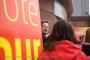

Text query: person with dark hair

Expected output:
[85,28,90,43]
[38,18,90,60]
[82,28,90,56]
[41,20,49,47]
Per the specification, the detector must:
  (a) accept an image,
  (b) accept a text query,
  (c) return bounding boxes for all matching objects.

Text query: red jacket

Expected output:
[38,40,90,60]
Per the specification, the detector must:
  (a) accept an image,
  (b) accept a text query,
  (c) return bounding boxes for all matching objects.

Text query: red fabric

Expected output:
[87,56,90,60]
[38,40,90,60]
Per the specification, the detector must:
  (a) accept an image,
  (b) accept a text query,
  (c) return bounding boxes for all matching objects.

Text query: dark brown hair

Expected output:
[85,28,90,43]
[45,18,78,50]
[41,20,48,25]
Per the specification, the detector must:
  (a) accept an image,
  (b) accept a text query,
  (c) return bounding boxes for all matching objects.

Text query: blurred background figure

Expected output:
[82,28,90,56]
[85,28,90,43]
[79,35,85,45]
[41,20,50,47]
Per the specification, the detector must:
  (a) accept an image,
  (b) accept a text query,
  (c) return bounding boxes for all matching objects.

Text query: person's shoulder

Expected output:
[83,43,90,46]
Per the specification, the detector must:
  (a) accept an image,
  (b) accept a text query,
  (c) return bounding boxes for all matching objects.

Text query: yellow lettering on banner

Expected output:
[3,0,18,22]
[22,0,29,24]
[0,37,12,60]
[33,39,41,60]
[15,38,22,60]
[29,2,39,26]
[26,39,32,60]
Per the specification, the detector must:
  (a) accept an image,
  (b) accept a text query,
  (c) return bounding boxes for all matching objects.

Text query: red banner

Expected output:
[0,0,43,60]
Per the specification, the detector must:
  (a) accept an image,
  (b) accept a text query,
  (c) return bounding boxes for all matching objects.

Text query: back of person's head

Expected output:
[85,28,90,43]
[45,17,78,50]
